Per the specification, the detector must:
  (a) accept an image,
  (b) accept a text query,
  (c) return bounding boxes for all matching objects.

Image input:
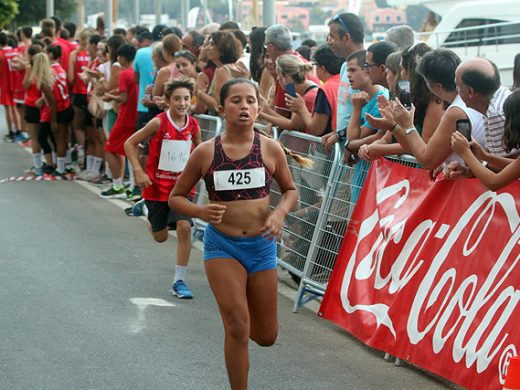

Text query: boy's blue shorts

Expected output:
[203,224,277,274]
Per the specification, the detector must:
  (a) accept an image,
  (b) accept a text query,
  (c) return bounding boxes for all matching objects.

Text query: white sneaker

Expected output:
[76,171,99,181]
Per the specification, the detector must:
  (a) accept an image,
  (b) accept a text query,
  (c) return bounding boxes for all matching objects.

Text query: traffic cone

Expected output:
[504,356,520,389]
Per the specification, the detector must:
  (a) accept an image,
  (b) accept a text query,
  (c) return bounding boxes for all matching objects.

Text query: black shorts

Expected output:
[57,106,74,124]
[73,93,88,110]
[136,111,149,132]
[24,105,40,124]
[145,200,193,232]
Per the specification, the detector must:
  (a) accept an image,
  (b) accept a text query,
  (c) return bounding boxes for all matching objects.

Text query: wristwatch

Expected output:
[337,129,346,140]
[344,139,353,152]
[405,127,418,135]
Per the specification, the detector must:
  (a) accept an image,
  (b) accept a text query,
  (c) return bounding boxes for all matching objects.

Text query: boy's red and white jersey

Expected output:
[143,112,200,202]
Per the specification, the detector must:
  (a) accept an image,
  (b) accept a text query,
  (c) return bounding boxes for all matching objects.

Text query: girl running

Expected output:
[169,78,308,390]
[125,78,201,298]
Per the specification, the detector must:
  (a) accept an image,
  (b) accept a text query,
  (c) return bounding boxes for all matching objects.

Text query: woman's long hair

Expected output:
[30,53,55,90]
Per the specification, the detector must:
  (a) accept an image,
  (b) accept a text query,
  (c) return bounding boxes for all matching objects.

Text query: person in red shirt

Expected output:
[0,32,19,141]
[41,45,74,178]
[124,78,202,298]
[40,18,70,72]
[68,29,92,160]
[101,44,138,198]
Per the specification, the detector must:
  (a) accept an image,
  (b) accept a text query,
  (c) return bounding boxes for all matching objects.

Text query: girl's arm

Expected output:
[41,84,57,125]
[196,67,231,113]
[67,50,77,85]
[259,110,303,131]
[260,139,298,240]
[124,117,161,188]
[106,64,121,91]
[287,92,329,136]
[169,143,227,224]
[152,67,170,98]
[22,63,32,89]
[452,132,520,191]
[421,99,445,143]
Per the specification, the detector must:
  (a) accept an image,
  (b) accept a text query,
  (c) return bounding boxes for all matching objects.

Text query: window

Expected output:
[444,18,520,47]
[386,16,391,22]
[375,16,380,22]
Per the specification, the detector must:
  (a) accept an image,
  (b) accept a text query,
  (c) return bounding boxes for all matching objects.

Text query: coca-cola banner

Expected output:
[319,158,520,390]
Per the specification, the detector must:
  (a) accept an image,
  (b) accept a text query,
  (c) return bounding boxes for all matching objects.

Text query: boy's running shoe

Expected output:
[63,167,76,181]
[171,280,193,299]
[3,133,15,143]
[131,199,146,217]
[76,170,98,181]
[126,187,142,202]
[100,186,126,199]
[25,166,43,177]
[14,132,28,142]
[90,174,112,185]
[42,163,55,175]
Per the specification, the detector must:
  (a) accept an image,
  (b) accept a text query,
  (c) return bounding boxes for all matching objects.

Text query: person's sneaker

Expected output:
[171,280,193,299]
[90,174,111,185]
[100,186,126,199]
[3,133,15,143]
[25,166,43,177]
[76,170,98,181]
[14,132,27,142]
[50,170,64,180]
[126,187,142,202]
[42,163,55,175]
[131,199,146,217]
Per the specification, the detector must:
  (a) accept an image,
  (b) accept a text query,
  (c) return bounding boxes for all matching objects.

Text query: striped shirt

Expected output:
[484,86,511,156]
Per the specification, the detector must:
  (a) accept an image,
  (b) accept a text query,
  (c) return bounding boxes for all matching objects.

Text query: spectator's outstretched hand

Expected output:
[450,131,471,156]
[366,113,395,132]
[321,132,338,151]
[358,144,375,161]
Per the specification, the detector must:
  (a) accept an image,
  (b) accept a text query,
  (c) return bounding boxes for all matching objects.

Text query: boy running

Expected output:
[124,78,201,298]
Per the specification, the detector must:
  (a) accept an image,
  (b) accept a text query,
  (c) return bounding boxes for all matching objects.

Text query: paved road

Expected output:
[0,113,456,389]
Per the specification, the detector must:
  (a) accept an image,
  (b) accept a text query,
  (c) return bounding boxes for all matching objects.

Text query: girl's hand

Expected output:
[469,139,487,161]
[392,98,415,129]
[141,96,155,108]
[366,113,396,132]
[321,132,338,151]
[260,209,285,241]
[285,93,304,113]
[199,204,227,224]
[358,144,374,161]
[153,96,168,110]
[451,131,471,156]
[135,170,152,188]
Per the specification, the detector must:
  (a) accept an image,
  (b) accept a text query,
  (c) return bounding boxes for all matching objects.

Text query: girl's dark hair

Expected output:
[27,43,43,57]
[417,48,460,92]
[89,34,102,46]
[503,90,520,152]
[164,77,196,100]
[219,78,313,168]
[513,53,520,91]
[174,50,197,64]
[46,44,62,60]
[107,35,126,63]
[249,27,267,82]
[210,31,241,64]
[115,44,136,62]
[401,43,440,127]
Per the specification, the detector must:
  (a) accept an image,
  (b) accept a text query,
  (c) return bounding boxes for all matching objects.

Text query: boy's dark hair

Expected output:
[313,44,343,75]
[416,49,460,92]
[301,38,317,48]
[50,15,62,31]
[7,34,17,48]
[219,21,240,31]
[164,78,196,100]
[328,13,364,44]
[210,31,241,64]
[63,22,76,39]
[296,45,312,61]
[134,25,149,36]
[367,40,398,65]
[0,32,7,46]
[346,49,367,68]
[503,90,520,152]
[152,24,167,41]
[28,43,43,57]
[46,44,62,60]
[59,30,70,40]
[167,27,183,40]
[113,27,126,37]
[461,60,501,96]
[116,44,136,62]
[21,26,33,39]
[89,34,102,46]
[220,78,259,105]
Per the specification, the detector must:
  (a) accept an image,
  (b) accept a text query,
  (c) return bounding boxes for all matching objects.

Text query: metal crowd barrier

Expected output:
[191,114,223,239]
[271,131,341,288]
[293,154,419,312]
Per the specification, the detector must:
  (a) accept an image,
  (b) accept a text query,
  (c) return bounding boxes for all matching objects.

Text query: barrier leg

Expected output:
[395,358,402,367]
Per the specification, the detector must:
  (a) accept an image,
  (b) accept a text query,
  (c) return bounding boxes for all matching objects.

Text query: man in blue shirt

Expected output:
[134,31,155,131]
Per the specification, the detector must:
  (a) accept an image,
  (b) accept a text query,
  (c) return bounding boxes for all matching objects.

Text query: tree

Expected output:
[0,0,18,29]
[12,0,77,27]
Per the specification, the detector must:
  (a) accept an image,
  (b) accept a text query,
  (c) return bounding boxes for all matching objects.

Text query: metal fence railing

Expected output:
[192,114,223,239]
[271,131,341,286]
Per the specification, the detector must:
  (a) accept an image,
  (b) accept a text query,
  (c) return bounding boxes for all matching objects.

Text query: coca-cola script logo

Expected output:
[340,177,520,377]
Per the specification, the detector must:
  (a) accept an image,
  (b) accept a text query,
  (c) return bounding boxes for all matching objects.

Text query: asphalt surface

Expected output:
[0,112,457,389]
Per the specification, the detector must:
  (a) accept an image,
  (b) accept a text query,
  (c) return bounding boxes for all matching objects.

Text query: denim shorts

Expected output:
[203,224,277,274]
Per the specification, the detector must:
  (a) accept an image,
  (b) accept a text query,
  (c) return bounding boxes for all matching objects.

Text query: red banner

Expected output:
[319,158,520,389]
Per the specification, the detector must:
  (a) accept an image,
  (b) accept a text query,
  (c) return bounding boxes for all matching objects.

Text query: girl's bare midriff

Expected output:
[210,196,271,237]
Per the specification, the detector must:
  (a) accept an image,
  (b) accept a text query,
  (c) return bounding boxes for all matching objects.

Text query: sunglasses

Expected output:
[332,15,351,35]
[363,63,381,69]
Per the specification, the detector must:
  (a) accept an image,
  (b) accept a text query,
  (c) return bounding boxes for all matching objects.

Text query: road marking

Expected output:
[129,298,176,334]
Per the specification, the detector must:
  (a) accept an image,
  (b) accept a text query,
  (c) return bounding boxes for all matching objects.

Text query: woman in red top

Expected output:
[68,29,92,156]
[124,79,202,298]
[100,44,138,198]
